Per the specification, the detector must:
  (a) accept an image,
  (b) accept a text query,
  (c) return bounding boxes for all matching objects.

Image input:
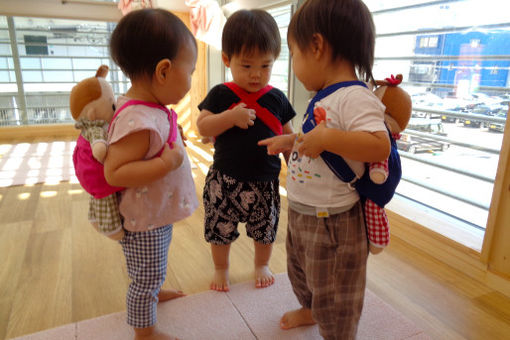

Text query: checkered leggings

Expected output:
[119,224,173,328]
[287,202,368,340]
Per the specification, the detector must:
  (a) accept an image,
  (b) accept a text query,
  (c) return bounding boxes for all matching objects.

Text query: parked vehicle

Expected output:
[411,92,443,119]
[460,104,500,128]
[486,107,508,133]
[397,118,449,154]
[440,97,472,123]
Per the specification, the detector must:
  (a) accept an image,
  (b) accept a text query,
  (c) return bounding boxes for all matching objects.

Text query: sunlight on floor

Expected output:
[40,191,58,198]
[17,192,31,200]
[186,140,214,162]
[0,141,76,187]
[279,186,287,197]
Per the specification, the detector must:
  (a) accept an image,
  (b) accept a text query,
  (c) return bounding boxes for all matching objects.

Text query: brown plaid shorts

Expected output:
[286,201,368,340]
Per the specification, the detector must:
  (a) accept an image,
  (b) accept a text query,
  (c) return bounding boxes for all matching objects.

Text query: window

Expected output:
[24,35,48,55]
[419,36,439,49]
[364,0,510,248]
[267,4,292,96]
[0,16,128,126]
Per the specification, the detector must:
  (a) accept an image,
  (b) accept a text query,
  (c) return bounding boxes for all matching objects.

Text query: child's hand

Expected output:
[227,103,256,129]
[297,121,327,159]
[160,142,184,172]
[258,134,296,155]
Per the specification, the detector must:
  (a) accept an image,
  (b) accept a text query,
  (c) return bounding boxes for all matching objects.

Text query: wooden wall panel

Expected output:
[172,11,207,138]
[482,106,510,278]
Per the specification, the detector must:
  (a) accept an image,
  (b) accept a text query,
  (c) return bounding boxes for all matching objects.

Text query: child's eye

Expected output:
[112,104,116,111]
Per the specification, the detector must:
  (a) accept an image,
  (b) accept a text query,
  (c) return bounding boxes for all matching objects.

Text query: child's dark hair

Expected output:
[288,0,375,82]
[110,8,196,80]
[222,9,281,59]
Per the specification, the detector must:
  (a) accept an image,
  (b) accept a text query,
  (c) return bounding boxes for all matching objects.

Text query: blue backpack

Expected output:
[301,81,401,208]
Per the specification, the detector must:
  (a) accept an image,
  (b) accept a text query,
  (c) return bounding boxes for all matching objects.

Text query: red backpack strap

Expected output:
[224,82,283,135]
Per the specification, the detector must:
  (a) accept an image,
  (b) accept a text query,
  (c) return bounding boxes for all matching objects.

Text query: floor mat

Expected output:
[10,273,430,340]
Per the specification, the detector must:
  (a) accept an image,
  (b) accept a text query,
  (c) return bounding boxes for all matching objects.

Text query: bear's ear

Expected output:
[95,65,109,78]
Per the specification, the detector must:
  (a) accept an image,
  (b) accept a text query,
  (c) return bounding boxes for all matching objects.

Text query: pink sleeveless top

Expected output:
[108,96,198,232]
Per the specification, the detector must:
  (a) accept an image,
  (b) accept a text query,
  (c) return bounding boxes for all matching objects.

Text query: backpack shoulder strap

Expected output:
[302,81,368,183]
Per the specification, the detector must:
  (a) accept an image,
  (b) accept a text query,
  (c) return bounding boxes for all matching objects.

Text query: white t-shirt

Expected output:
[287,85,386,208]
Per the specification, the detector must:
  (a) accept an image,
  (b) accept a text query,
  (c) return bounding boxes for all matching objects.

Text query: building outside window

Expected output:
[0,15,126,126]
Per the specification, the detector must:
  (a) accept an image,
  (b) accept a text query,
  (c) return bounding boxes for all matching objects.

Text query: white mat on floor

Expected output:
[10,273,430,340]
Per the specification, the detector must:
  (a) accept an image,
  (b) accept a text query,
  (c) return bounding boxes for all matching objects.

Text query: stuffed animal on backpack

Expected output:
[370,74,412,184]
[71,65,124,240]
[365,74,411,254]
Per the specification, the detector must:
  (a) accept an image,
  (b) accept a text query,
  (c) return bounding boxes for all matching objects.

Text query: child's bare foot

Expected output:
[255,265,275,288]
[158,289,186,302]
[280,308,316,330]
[134,325,178,340]
[210,268,230,292]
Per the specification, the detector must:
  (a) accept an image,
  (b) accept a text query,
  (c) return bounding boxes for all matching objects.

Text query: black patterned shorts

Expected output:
[203,167,280,245]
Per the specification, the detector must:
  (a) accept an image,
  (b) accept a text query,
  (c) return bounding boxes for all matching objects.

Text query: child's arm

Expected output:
[257,132,296,157]
[297,121,390,162]
[196,103,256,137]
[281,122,294,163]
[104,129,183,187]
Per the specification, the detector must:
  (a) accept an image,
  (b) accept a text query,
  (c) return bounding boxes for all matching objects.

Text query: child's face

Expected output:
[288,37,321,92]
[223,49,275,93]
[162,39,197,105]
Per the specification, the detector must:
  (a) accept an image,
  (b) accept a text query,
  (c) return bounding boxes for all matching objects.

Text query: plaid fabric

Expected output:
[88,193,123,235]
[203,167,280,245]
[82,121,107,144]
[286,202,368,340]
[119,224,173,328]
[365,199,390,248]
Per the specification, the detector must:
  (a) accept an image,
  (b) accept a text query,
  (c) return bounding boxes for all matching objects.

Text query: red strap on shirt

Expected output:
[224,82,283,135]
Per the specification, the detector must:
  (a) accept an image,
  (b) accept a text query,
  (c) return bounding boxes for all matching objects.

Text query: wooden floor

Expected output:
[1,137,510,340]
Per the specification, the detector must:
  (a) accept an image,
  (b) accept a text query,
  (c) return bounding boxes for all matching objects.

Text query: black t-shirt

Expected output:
[198,84,296,181]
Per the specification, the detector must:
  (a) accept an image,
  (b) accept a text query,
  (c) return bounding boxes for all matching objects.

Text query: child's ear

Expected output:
[311,33,325,59]
[221,52,230,67]
[155,59,172,84]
